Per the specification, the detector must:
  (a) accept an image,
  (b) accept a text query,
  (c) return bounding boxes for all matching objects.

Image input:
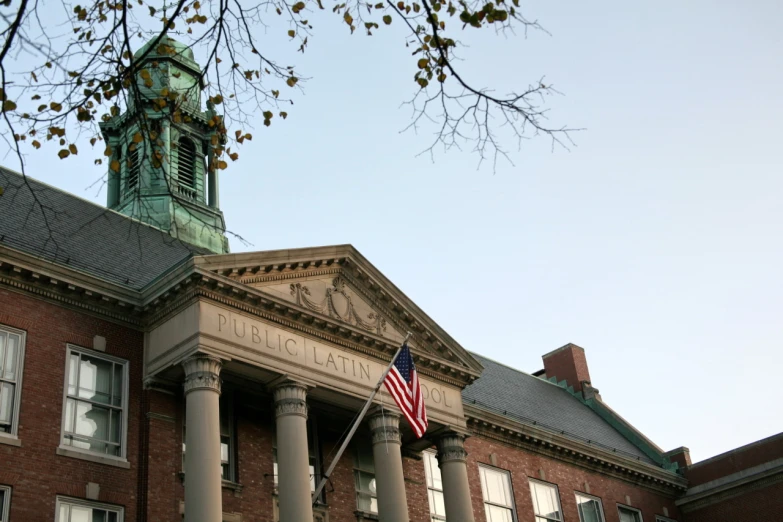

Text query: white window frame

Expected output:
[423,450,446,521]
[0,485,11,522]
[353,439,378,514]
[0,325,26,439]
[59,345,129,459]
[478,464,517,522]
[575,492,605,522]
[655,517,677,522]
[618,504,644,522]
[55,496,124,522]
[528,479,563,522]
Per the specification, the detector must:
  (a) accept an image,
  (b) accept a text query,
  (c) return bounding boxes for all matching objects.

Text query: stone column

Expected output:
[436,432,475,522]
[368,411,409,522]
[182,354,224,522]
[273,381,313,522]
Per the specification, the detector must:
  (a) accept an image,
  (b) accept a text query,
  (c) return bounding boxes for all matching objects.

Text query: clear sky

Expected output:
[5,0,782,463]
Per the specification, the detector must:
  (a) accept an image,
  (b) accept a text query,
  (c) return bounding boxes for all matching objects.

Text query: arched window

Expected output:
[178,137,197,188]
[127,146,140,192]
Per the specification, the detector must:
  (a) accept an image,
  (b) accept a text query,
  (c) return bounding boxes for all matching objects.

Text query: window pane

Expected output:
[0,332,6,378]
[0,489,5,522]
[619,507,642,522]
[485,504,513,522]
[482,468,511,507]
[78,355,113,404]
[74,401,109,439]
[2,335,16,381]
[68,353,79,396]
[429,489,446,517]
[112,364,123,407]
[530,482,561,521]
[0,382,14,426]
[425,452,443,490]
[93,509,107,522]
[69,505,92,522]
[109,410,121,443]
[576,495,604,522]
[64,397,76,433]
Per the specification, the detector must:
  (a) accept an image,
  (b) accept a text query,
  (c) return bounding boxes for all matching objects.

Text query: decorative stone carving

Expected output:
[289,277,388,335]
[273,382,309,418]
[182,354,223,394]
[368,411,402,445]
[436,432,468,464]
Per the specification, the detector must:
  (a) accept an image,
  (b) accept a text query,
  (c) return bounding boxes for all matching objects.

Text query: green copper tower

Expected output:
[100,37,229,254]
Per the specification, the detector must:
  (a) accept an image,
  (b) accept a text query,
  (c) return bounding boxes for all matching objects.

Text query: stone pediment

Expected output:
[189,245,483,386]
[250,276,403,342]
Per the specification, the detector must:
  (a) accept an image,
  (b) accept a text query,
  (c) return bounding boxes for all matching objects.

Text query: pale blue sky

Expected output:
[5,0,782,463]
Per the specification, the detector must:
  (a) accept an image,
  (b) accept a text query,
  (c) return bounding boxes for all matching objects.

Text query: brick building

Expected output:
[0,38,778,522]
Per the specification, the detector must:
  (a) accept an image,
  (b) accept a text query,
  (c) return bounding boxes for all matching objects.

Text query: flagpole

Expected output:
[311,331,412,505]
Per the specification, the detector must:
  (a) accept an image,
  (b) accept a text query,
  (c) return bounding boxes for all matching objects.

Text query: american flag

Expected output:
[383,343,428,438]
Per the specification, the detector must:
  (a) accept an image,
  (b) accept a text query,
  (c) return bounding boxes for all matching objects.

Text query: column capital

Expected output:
[368,410,402,445]
[272,380,309,419]
[182,354,223,395]
[436,430,469,464]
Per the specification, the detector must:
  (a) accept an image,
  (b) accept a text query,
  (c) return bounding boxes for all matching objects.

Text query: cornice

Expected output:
[0,246,144,326]
[464,404,688,495]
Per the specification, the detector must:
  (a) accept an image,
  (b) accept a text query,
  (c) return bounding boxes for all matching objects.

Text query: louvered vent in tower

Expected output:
[127,147,140,192]
[178,138,197,188]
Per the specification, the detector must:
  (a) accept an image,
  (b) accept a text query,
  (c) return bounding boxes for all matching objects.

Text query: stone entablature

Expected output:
[146,300,467,429]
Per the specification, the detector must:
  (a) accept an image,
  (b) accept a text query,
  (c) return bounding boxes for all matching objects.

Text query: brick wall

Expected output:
[464,436,681,522]
[682,481,783,522]
[684,433,783,485]
[0,289,143,521]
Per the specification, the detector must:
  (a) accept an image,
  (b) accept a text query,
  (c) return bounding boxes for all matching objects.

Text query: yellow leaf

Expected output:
[32,140,41,149]
[2,100,16,112]
[383,14,392,24]
[110,160,121,172]
[69,144,78,154]
[286,76,298,87]
[50,102,63,112]
[140,69,151,80]
[133,132,143,143]
[417,58,429,69]
[288,29,295,37]
[58,149,70,159]
[218,160,228,170]
[344,12,353,25]
[280,111,288,119]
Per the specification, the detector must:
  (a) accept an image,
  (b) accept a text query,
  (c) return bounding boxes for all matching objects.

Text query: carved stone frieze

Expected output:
[273,382,309,419]
[289,277,388,336]
[368,411,402,445]
[436,432,468,464]
[182,354,223,394]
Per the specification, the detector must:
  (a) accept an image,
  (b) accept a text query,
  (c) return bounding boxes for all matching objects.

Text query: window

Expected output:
[61,346,128,457]
[575,493,605,522]
[479,465,515,522]
[423,451,446,521]
[353,439,377,513]
[127,146,140,192]
[183,393,235,481]
[0,326,25,436]
[0,485,10,522]
[529,480,562,522]
[56,497,123,522]
[618,505,643,522]
[655,517,676,522]
[177,138,197,188]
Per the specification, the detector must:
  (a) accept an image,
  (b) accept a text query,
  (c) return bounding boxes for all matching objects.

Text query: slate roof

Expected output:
[463,352,656,465]
[0,167,202,290]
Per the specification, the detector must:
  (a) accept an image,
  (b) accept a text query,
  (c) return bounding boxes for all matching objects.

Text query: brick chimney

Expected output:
[542,343,592,393]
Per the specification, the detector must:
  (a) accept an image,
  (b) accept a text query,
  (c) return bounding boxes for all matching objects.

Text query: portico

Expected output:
[143,246,483,521]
